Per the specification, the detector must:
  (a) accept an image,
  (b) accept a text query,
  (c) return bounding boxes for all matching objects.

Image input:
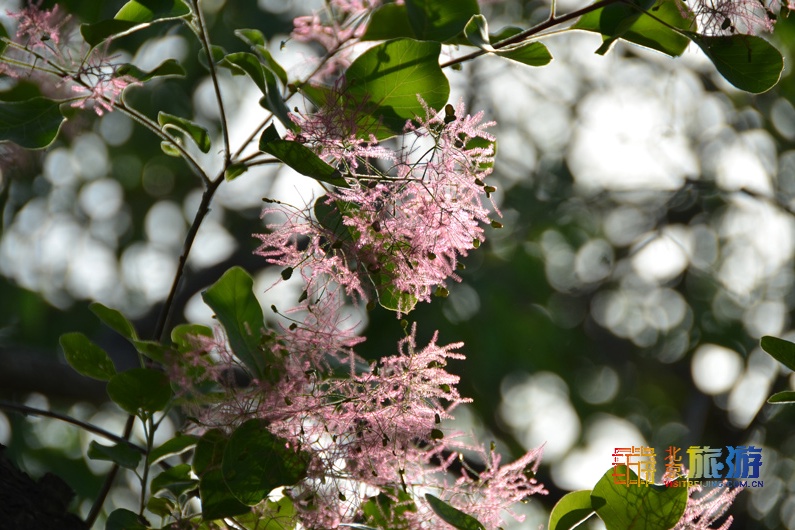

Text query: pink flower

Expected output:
[8,0,66,50]
[678,0,795,35]
[674,483,742,530]
[68,49,140,116]
[257,98,497,313]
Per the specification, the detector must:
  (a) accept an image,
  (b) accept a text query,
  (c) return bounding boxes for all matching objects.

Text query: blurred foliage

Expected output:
[3,0,795,528]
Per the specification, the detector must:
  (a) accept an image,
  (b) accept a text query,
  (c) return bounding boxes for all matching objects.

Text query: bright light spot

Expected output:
[145,201,186,249]
[72,133,109,180]
[98,110,134,146]
[133,35,188,72]
[575,239,613,284]
[553,414,647,490]
[187,220,236,268]
[44,148,79,186]
[0,412,10,445]
[79,179,124,220]
[442,283,481,323]
[578,365,620,405]
[568,87,696,192]
[744,300,786,338]
[499,372,580,462]
[714,133,774,195]
[121,242,176,303]
[691,344,743,395]
[632,229,689,283]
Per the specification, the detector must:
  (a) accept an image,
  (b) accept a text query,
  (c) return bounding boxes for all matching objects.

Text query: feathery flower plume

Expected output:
[678,0,795,34]
[674,483,742,530]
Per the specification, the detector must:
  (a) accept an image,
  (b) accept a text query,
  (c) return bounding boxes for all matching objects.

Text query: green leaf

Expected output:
[222,419,310,505]
[591,465,687,530]
[574,0,694,57]
[149,434,200,465]
[158,111,211,153]
[463,15,551,66]
[222,53,295,132]
[548,490,596,530]
[193,429,250,521]
[0,97,66,149]
[688,33,783,93]
[132,339,168,363]
[115,0,190,23]
[761,336,795,370]
[151,464,198,496]
[59,332,117,381]
[362,489,417,528]
[224,162,248,181]
[343,38,450,139]
[146,496,175,518]
[117,58,186,82]
[498,41,552,66]
[405,0,480,42]
[90,302,137,341]
[105,509,148,530]
[198,44,227,71]
[107,368,173,414]
[80,20,139,47]
[362,4,415,41]
[88,440,142,469]
[81,0,190,47]
[234,29,288,85]
[425,494,485,530]
[376,281,418,313]
[259,124,347,187]
[171,324,214,352]
[768,390,795,404]
[202,267,266,377]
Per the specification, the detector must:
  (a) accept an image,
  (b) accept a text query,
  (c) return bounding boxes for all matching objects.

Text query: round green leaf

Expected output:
[405,0,480,42]
[59,332,117,381]
[689,33,783,94]
[548,490,596,530]
[591,465,687,530]
[105,508,148,530]
[222,419,310,506]
[0,97,66,149]
[343,38,450,139]
[107,368,172,414]
[425,493,485,530]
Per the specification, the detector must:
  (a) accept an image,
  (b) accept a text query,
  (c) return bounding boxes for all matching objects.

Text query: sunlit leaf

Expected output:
[688,33,783,93]
[259,124,347,187]
[107,368,172,414]
[171,324,214,352]
[574,0,695,57]
[761,336,795,371]
[159,111,211,153]
[362,4,416,41]
[202,267,266,377]
[591,465,687,530]
[548,490,596,530]
[464,15,551,66]
[59,332,117,381]
[87,440,142,469]
[90,302,137,341]
[115,0,190,23]
[425,494,485,530]
[343,38,449,139]
[405,0,480,42]
[768,390,795,404]
[0,97,65,149]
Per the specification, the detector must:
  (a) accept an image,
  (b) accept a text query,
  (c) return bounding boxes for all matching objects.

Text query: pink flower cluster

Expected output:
[678,0,795,34]
[674,483,743,530]
[2,2,136,115]
[255,98,497,313]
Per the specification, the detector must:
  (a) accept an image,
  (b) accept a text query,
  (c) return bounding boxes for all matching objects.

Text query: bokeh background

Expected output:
[2,0,795,528]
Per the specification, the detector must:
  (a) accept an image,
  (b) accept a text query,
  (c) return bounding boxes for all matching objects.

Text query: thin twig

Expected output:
[440,0,623,69]
[154,174,225,342]
[0,401,144,453]
[192,0,231,164]
[86,414,134,527]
